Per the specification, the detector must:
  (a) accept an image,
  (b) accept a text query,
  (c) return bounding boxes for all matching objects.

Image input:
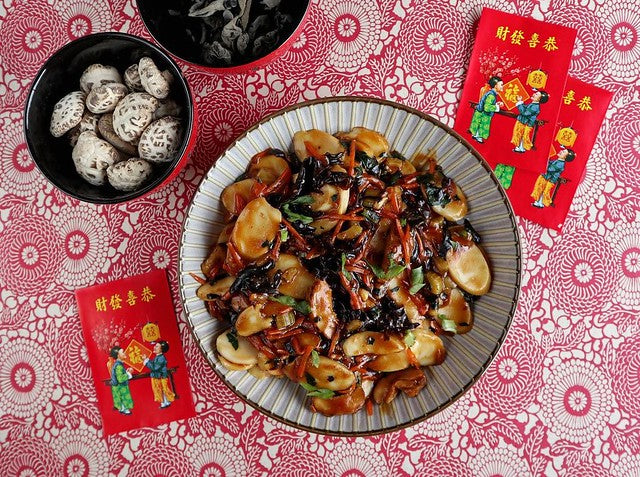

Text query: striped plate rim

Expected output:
[178,96,521,436]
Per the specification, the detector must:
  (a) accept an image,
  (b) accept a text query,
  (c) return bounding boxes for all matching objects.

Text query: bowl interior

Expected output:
[136,0,309,69]
[179,97,521,435]
[24,32,193,204]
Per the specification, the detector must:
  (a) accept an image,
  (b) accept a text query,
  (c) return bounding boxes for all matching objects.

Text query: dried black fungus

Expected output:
[230,260,281,294]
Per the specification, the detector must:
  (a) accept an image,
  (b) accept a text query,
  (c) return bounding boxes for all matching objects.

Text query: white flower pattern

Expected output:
[52,204,110,288]
[540,359,613,443]
[0,338,56,418]
[319,0,382,72]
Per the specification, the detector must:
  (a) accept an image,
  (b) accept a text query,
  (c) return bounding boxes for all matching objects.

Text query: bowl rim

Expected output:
[179,95,522,436]
[23,31,196,204]
[134,0,311,74]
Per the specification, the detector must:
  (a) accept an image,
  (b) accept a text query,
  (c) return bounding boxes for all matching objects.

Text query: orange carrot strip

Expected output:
[366,399,374,416]
[223,241,245,275]
[263,167,292,196]
[296,345,314,379]
[406,347,420,369]
[304,141,328,163]
[246,335,276,360]
[330,219,345,244]
[323,213,365,222]
[291,335,303,355]
[340,272,363,310]
[282,218,309,249]
[328,323,342,357]
[189,272,207,285]
[249,148,276,167]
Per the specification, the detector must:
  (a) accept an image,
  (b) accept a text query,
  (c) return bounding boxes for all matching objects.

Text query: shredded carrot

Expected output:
[189,272,207,285]
[323,212,365,222]
[233,194,247,215]
[296,345,314,379]
[266,328,305,340]
[330,219,345,244]
[264,315,304,338]
[406,347,420,369]
[223,241,244,275]
[366,398,374,416]
[249,148,276,167]
[304,141,328,163]
[328,323,342,357]
[340,272,363,310]
[263,167,292,196]
[291,335,303,355]
[246,335,276,360]
[267,231,281,262]
[427,158,436,175]
[282,218,309,249]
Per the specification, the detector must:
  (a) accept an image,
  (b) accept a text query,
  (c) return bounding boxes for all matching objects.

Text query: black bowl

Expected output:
[24,32,196,204]
[136,0,310,73]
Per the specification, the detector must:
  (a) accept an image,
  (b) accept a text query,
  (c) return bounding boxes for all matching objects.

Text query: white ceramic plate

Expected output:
[179,97,521,435]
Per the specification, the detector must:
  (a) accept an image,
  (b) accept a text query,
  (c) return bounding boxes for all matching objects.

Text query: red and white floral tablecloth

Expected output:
[1,0,639,475]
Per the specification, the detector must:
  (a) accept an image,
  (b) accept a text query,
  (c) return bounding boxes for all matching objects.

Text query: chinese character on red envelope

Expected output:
[454,8,577,173]
[75,270,195,435]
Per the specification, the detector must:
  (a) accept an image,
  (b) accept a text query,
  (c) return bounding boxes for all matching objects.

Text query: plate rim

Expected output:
[179,95,522,436]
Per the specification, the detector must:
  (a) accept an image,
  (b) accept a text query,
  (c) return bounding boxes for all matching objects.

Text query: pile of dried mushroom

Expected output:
[194,127,492,416]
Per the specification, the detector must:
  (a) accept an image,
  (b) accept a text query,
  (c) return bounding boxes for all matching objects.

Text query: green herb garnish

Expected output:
[300,381,335,399]
[270,295,311,314]
[289,195,314,205]
[438,314,458,333]
[283,203,313,224]
[409,267,425,294]
[311,350,320,368]
[282,195,314,224]
[363,208,381,224]
[341,253,353,281]
[368,257,406,280]
[280,228,289,242]
[226,331,239,350]
[404,330,416,347]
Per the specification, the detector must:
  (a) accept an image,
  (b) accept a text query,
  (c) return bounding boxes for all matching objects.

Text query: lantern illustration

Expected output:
[526,69,548,89]
[556,127,577,147]
[142,322,160,342]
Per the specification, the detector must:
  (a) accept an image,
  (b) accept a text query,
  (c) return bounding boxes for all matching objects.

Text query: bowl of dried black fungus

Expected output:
[136,0,310,73]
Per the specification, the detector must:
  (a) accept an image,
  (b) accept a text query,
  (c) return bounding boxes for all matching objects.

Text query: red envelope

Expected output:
[454,8,577,172]
[496,78,613,230]
[75,270,196,435]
